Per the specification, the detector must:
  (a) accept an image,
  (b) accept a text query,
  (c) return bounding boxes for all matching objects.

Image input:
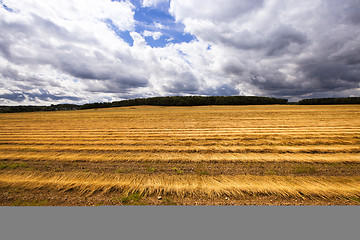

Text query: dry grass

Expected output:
[1,152,360,163]
[1,171,360,198]
[0,105,359,164]
[0,105,359,204]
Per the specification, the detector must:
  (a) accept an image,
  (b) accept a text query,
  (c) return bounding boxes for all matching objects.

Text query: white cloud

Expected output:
[142,0,169,8]
[170,0,264,22]
[0,0,145,105]
[167,0,360,99]
[154,22,166,29]
[0,0,359,105]
[143,30,163,40]
[3,0,135,31]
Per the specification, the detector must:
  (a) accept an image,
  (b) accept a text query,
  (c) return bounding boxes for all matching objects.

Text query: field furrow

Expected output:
[1,171,360,198]
[0,105,359,205]
[1,151,360,163]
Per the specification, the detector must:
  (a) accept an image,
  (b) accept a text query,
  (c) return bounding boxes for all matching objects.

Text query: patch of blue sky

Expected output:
[129,0,170,11]
[106,1,196,48]
[135,21,195,47]
[165,31,196,45]
[143,35,164,48]
[104,18,134,46]
[134,5,196,47]
[0,0,14,12]
[134,4,173,24]
[128,0,142,8]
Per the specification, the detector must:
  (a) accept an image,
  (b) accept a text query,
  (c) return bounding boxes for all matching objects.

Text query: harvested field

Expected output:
[0,105,359,205]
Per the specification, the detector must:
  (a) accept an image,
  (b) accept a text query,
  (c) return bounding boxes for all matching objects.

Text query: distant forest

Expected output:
[81,96,287,109]
[298,97,360,105]
[0,96,359,113]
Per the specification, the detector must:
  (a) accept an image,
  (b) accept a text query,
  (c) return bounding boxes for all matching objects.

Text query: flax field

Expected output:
[1,105,359,205]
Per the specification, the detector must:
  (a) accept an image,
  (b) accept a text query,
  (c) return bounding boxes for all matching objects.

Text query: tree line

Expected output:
[80,96,288,109]
[298,97,360,105]
[0,104,80,113]
[1,96,359,113]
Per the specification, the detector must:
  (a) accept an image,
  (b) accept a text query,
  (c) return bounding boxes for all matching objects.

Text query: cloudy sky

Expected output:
[0,0,359,105]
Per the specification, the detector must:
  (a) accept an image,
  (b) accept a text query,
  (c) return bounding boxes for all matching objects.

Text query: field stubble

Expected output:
[0,105,359,205]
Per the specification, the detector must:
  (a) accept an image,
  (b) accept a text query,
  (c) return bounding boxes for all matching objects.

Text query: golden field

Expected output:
[0,105,360,205]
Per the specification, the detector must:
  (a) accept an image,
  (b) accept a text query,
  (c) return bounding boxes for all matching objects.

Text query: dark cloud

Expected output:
[26,91,82,102]
[223,63,244,76]
[330,40,360,65]
[0,11,149,95]
[0,90,82,103]
[0,92,26,102]
[85,76,149,93]
[298,60,360,89]
[202,84,239,96]
[0,65,19,79]
[246,57,360,99]
[189,24,308,58]
[327,0,360,25]
[162,72,199,93]
[0,0,359,105]
[265,25,308,57]
[0,65,60,90]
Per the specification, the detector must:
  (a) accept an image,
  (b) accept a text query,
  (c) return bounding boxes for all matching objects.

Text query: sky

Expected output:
[0,0,359,105]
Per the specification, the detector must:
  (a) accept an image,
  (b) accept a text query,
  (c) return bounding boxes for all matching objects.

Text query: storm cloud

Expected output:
[0,0,359,105]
